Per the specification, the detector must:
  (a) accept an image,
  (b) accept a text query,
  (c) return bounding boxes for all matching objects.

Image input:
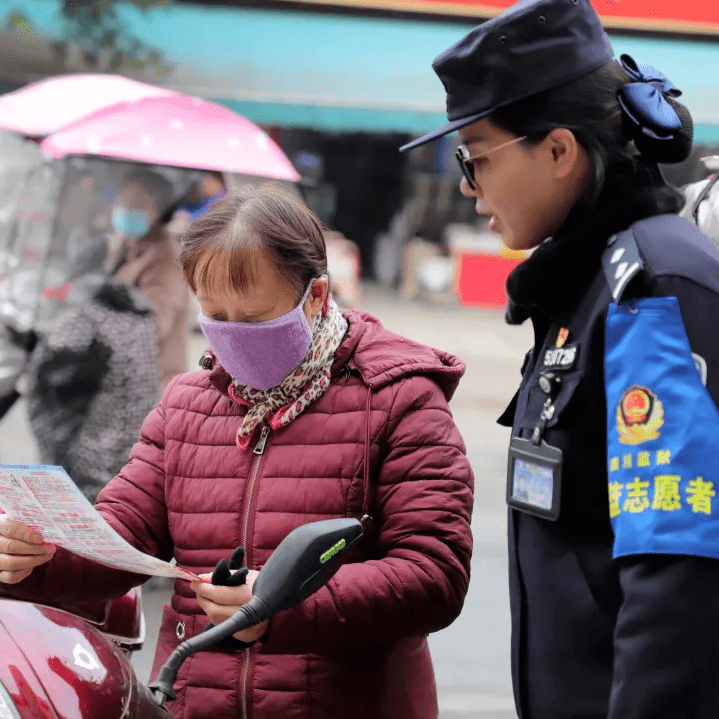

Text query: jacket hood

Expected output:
[332,311,465,402]
[205,310,465,403]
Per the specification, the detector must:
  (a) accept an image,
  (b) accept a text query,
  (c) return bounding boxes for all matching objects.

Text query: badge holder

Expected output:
[507,373,563,521]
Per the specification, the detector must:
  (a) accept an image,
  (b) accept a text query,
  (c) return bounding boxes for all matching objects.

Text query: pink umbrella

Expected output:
[0,74,176,138]
[40,94,300,182]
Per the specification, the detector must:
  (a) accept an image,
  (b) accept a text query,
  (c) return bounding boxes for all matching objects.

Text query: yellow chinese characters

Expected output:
[608,449,672,472]
[651,475,681,511]
[623,478,650,514]
[686,477,716,515]
[608,476,716,518]
[637,451,651,468]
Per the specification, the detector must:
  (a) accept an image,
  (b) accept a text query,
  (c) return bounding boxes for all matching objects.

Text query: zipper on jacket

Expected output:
[243,422,269,552]
[240,420,269,719]
[241,647,252,719]
[252,422,270,456]
[341,361,353,383]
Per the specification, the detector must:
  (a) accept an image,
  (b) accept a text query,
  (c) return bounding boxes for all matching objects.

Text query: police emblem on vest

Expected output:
[616,385,664,445]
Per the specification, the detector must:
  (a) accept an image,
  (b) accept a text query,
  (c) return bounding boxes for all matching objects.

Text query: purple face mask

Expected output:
[197,281,316,390]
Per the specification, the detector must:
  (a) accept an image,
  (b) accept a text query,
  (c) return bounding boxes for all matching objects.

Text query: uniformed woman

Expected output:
[402,0,719,717]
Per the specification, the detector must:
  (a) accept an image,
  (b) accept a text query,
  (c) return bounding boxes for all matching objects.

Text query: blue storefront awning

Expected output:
[3,0,719,141]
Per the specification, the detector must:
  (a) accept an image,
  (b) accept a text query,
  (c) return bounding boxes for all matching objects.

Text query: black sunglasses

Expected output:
[455,136,528,190]
[455,146,477,190]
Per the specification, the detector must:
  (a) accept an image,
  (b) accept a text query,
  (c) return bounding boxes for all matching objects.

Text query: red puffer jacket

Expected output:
[2,310,474,719]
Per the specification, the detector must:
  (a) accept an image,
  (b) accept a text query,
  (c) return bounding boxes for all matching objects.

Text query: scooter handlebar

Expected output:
[149,597,267,705]
[149,518,363,707]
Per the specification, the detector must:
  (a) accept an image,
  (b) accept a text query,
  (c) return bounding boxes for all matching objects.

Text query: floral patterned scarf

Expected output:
[228,298,348,450]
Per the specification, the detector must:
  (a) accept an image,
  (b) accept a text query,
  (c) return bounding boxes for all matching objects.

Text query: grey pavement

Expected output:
[0,283,532,718]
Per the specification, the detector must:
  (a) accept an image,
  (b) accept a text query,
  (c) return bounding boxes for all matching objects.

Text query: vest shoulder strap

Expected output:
[601,228,645,303]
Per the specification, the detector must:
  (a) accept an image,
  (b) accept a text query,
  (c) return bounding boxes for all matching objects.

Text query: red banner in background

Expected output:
[283,0,719,34]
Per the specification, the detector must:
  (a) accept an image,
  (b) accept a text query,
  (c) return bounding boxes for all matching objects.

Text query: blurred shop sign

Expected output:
[446,223,526,310]
[280,0,719,35]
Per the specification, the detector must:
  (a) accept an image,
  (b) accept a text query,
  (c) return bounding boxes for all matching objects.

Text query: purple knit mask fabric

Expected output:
[198,281,315,390]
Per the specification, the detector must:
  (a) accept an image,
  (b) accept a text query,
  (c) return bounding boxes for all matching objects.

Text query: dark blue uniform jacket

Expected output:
[500,161,719,719]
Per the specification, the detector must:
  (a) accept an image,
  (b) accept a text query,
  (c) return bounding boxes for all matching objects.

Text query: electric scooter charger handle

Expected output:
[150,518,363,707]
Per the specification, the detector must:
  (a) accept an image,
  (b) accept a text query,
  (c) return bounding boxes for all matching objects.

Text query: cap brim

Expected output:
[399,108,491,152]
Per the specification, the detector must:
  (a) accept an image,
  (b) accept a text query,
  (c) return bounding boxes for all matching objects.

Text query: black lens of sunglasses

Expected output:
[455,148,476,190]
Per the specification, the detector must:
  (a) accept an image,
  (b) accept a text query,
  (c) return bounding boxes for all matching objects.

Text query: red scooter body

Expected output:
[0,598,167,719]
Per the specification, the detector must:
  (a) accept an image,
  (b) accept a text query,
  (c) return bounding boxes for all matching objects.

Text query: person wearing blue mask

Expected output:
[176,171,227,222]
[106,169,189,389]
[402,0,719,717]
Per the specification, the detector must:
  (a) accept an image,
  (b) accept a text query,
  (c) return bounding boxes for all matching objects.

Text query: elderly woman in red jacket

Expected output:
[0,184,474,719]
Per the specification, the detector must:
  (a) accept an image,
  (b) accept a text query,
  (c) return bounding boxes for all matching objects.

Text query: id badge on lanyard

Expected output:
[507,373,564,521]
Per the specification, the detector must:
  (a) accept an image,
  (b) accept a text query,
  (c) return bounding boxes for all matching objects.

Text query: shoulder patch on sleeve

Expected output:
[602,229,645,303]
[605,296,719,560]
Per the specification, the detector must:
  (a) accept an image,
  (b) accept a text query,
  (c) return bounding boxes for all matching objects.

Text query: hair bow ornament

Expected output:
[617,54,682,140]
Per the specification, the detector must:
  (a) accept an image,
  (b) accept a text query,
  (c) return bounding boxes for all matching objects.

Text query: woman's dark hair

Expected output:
[489,60,694,202]
[180,183,328,301]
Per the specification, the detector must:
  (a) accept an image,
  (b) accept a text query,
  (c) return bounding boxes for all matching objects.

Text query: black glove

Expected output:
[206,546,255,649]
[211,546,249,587]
